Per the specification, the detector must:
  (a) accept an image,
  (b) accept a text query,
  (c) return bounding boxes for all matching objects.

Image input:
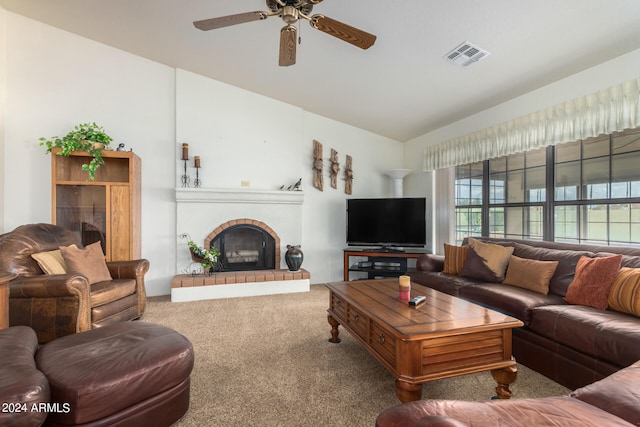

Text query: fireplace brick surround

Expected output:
[205,218,280,269]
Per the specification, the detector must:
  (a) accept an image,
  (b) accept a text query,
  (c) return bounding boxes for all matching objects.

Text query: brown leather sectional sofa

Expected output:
[409,237,640,390]
[376,359,640,427]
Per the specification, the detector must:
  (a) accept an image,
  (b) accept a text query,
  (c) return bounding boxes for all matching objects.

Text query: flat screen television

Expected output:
[346,197,426,248]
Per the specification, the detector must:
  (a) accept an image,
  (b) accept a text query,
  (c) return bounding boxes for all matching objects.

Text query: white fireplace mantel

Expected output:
[175,188,304,205]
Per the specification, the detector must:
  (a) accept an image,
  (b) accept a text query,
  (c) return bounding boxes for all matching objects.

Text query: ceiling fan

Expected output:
[193,0,377,66]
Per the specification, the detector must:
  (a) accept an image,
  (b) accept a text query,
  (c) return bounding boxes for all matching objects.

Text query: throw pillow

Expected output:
[608,267,640,317]
[459,238,514,282]
[60,241,112,285]
[503,255,559,295]
[31,246,77,274]
[564,254,622,309]
[442,243,468,275]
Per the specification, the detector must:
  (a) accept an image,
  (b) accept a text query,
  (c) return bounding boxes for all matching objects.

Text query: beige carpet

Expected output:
[143,284,570,427]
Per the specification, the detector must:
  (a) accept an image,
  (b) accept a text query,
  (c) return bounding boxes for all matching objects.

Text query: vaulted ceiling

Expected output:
[2,0,640,141]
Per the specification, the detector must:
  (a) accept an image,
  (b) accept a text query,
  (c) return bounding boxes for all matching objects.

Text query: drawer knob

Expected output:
[354,314,360,322]
[336,300,342,308]
[379,333,385,344]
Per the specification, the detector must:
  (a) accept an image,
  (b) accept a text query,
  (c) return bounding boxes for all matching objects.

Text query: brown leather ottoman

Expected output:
[36,321,194,427]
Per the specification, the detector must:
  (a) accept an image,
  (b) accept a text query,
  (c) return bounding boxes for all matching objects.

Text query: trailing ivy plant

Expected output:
[40,122,114,181]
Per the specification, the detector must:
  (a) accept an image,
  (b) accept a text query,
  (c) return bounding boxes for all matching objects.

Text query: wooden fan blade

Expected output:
[279,25,297,66]
[310,15,376,50]
[193,11,266,31]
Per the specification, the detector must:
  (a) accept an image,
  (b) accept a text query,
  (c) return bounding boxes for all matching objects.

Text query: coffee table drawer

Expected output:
[369,321,396,366]
[330,293,347,321]
[347,306,368,340]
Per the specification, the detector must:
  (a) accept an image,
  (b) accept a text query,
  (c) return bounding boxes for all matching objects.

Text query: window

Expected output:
[454,127,640,246]
[454,162,483,242]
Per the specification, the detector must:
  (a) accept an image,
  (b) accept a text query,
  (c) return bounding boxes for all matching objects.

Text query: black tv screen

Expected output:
[346,198,426,248]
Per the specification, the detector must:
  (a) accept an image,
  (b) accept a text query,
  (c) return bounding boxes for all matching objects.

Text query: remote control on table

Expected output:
[408,296,426,307]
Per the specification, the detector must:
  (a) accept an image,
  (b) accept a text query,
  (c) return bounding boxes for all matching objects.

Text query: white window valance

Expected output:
[423,77,640,171]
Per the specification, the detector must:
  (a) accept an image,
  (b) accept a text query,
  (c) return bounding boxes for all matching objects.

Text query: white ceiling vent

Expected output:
[444,41,490,67]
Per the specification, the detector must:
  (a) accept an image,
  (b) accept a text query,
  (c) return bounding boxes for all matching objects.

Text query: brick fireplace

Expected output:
[205,218,279,271]
[173,188,308,302]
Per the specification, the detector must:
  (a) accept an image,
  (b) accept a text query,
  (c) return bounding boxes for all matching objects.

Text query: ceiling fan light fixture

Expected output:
[282,6,299,24]
[444,41,490,68]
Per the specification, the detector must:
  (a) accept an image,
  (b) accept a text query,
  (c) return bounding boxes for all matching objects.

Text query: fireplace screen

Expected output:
[209,224,276,271]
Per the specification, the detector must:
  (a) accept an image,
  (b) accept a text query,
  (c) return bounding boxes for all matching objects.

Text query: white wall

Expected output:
[1,10,404,293]
[1,11,176,295]
[301,112,403,282]
[175,69,402,284]
[404,48,640,254]
[0,8,6,232]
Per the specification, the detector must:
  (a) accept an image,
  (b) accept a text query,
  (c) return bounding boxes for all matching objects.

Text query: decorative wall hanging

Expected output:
[313,140,324,191]
[330,148,340,189]
[345,155,353,195]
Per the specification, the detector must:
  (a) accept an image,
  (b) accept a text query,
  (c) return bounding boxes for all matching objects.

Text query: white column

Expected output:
[385,169,411,198]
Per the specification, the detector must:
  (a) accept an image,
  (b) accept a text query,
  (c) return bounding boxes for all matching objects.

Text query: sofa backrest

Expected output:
[464,237,640,297]
[0,223,80,276]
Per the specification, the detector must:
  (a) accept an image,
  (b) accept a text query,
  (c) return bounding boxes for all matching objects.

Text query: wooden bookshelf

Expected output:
[51,149,141,261]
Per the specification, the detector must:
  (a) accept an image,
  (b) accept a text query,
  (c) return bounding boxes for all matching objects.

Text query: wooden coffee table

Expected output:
[326,279,524,402]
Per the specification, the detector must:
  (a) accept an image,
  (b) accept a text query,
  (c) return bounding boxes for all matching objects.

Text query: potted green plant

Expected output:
[39,122,114,181]
[187,240,221,274]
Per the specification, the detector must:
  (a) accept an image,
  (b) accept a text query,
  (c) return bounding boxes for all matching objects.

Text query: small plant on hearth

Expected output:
[187,240,221,272]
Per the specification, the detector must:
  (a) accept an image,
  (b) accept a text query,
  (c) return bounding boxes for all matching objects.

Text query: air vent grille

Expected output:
[444,41,490,67]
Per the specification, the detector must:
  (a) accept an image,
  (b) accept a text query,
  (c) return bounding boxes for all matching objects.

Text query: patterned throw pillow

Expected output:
[442,243,468,275]
[503,255,559,295]
[564,255,622,310]
[31,246,77,274]
[459,238,514,283]
[608,267,640,317]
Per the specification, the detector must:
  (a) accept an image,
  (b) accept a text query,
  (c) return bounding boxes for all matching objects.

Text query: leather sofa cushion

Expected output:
[375,396,632,427]
[528,305,640,368]
[0,326,50,427]
[90,278,136,307]
[512,243,595,297]
[571,360,640,426]
[457,283,565,325]
[36,321,194,426]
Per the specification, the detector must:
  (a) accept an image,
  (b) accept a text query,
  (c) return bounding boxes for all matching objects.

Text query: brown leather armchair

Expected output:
[0,223,149,343]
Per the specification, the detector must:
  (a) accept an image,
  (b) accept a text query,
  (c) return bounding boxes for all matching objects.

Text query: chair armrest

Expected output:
[106,259,150,279]
[9,275,92,343]
[9,274,89,298]
[416,254,445,272]
[106,258,150,316]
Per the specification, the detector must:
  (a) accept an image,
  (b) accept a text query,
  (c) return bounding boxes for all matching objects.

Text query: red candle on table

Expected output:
[399,275,411,301]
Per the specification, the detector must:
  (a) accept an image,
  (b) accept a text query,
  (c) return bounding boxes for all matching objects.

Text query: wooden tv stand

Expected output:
[343,247,431,281]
